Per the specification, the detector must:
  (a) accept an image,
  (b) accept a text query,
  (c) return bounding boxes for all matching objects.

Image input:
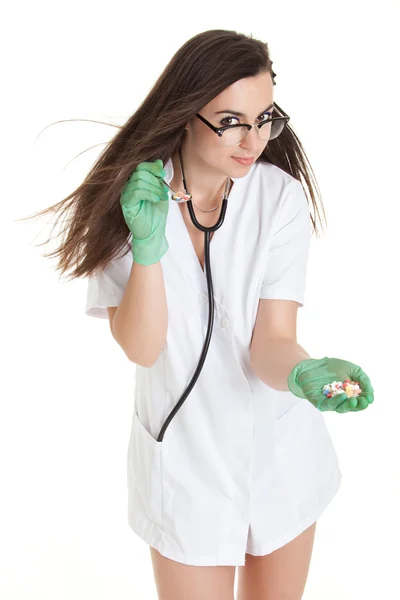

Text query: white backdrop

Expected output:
[3,0,400,598]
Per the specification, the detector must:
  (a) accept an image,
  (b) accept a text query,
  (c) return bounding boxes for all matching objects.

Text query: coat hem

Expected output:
[246,467,343,557]
[127,467,342,567]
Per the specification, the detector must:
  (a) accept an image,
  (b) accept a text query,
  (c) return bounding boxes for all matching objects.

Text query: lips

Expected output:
[232,156,255,166]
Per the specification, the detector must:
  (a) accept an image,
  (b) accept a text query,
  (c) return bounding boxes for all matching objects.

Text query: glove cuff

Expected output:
[131,231,169,266]
[287,360,310,399]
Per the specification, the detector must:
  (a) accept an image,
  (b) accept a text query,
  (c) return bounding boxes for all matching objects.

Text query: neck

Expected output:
[170,145,230,207]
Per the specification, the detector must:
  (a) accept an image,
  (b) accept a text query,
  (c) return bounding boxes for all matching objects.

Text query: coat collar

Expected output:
[162,156,258,297]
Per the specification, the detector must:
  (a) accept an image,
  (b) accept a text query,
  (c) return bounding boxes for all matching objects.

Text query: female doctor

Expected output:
[72,30,373,600]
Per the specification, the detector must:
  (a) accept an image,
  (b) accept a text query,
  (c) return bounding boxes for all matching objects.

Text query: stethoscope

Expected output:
[155,147,231,442]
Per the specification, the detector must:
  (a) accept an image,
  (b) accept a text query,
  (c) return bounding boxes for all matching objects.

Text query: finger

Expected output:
[335,395,358,413]
[349,367,374,397]
[135,160,166,179]
[358,380,374,403]
[318,392,349,412]
[366,392,375,404]
[121,183,167,205]
[121,186,168,208]
[122,189,164,208]
[351,396,370,411]
[319,399,348,412]
[123,169,168,194]
[160,181,171,195]
[121,175,169,203]
[335,402,351,413]
[325,392,350,411]
[353,383,374,405]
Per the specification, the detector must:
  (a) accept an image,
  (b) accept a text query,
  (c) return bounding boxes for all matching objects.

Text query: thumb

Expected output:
[153,159,166,178]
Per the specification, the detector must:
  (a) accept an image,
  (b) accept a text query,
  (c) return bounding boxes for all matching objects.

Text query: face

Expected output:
[185,71,274,177]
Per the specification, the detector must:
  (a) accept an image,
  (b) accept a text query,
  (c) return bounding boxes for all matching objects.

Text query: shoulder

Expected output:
[254,160,301,191]
[245,160,306,220]
[88,246,133,288]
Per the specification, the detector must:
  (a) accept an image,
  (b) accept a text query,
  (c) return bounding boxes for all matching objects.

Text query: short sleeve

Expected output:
[259,179,312,307]
[85,250,133,319]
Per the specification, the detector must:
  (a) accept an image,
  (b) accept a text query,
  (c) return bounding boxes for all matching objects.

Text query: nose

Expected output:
[240,124,263,150]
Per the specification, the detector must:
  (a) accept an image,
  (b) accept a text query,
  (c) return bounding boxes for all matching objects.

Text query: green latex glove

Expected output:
[120,159,170,266]
[287,356,374,413]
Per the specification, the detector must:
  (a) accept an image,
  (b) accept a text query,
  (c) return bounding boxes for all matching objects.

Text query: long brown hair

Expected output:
[18,29,326,282]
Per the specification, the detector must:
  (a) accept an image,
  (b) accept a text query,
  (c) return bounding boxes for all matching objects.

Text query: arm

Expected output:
[110,260,168,367]
[250,337,311,391]
[249,298,311,391]
[251,177,314,390]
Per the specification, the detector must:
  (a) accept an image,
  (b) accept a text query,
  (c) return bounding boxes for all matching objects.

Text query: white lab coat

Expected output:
[85,157,342,566]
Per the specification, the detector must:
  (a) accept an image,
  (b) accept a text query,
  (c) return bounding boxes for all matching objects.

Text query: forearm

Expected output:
[112,260,168,367]
[250,337,311,391]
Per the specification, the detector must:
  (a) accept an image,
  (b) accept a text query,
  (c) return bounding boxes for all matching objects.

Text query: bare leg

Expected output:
[236,521,317,600]
[149,546,236,600]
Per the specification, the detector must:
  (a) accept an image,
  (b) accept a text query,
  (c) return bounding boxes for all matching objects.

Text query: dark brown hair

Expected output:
[18,29,326,282]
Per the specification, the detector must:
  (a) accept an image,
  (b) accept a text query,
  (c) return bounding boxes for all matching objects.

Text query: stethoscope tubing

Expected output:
[156,198,228,442]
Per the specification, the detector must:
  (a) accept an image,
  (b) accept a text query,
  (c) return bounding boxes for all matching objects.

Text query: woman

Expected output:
[27,29,374,600]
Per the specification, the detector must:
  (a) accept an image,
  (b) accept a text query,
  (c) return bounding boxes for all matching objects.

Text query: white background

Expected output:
[3,0,400,598]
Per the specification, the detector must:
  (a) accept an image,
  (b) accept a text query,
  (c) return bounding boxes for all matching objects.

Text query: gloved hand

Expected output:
[120,159,170,265]
[287,356,374,413]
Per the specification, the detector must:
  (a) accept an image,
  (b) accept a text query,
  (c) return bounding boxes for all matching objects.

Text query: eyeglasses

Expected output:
[195,102,290,147]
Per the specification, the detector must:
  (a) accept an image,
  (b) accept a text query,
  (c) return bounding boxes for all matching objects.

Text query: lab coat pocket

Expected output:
[127,410,163,529]
[275,391,304,420]
[274,398,340,507]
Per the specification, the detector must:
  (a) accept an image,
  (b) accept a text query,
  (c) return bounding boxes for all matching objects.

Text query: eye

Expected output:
[259,112,271,121]
[219,116,239,126]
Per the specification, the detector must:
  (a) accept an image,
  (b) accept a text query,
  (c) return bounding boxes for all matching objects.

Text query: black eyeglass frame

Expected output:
[195,102,290,140]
